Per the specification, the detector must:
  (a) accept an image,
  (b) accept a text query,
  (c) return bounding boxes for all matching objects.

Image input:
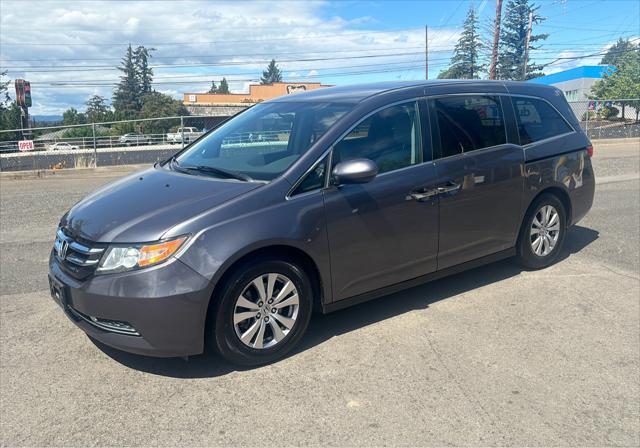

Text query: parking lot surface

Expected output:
[1,140,639,446]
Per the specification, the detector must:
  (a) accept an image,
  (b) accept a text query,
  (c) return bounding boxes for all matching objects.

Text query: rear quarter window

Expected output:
[513,96,574,145]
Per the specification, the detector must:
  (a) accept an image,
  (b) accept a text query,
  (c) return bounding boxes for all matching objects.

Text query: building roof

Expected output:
[527,65,615,85]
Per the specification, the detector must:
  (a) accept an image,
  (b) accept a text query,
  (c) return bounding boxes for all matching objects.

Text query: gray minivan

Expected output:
[49,80,595,365]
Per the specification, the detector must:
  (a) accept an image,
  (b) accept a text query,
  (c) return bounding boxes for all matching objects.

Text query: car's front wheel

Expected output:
[516,193,567,269]
[212,258,313,366]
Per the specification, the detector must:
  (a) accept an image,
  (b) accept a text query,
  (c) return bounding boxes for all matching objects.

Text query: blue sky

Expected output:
[0,0,638,114]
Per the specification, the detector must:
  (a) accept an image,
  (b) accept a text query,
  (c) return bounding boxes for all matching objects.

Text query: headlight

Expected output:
[97,236,187,273]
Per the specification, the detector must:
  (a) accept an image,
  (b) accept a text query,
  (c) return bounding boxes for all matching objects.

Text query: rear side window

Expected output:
[513,96,573,145]
[432,95,506,158]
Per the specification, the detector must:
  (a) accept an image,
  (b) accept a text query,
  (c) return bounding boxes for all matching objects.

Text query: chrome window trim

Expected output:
[521,131,576,149]
[284,91,578,198]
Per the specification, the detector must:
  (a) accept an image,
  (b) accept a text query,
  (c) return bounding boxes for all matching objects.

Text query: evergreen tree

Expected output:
[218,77,230,94]
[437,6,484,79]
[113,45,141,117]
[134,46,154,94]
[260,59,283,84]
[207,81,218,94]
[601,38,636,67]
[496,0,548,80]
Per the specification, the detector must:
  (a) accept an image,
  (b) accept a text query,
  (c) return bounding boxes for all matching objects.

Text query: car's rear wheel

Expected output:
[516,193,567,269]
[212,258,313,366]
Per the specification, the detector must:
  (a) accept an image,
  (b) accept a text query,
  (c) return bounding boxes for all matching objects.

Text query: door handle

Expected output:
[409,188,439,201]
[437,181,461,194]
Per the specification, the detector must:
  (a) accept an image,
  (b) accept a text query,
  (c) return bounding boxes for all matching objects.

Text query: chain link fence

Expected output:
[1,99,638,172]
[0,114,230,171]
[567,99,640,140]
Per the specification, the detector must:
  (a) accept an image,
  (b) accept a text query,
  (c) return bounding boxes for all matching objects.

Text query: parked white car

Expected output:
[166,127,203,144]
[48,142,78,151]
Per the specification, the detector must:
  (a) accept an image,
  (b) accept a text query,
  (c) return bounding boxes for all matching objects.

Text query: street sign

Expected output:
[18,140,35,151]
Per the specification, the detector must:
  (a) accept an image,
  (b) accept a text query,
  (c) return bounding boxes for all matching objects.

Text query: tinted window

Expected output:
[332,101,422,174]
[514,96,573,145]
[432,95,506,158]
[177,102,350,181]
[291,155,328,196]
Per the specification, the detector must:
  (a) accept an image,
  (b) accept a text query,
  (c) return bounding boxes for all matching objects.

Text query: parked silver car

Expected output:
[119,133,150,146]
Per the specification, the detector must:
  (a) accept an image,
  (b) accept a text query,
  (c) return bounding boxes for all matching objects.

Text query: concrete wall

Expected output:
[0,148,176,172]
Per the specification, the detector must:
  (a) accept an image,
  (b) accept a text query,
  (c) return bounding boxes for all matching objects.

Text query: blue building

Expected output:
[528,65,615,101]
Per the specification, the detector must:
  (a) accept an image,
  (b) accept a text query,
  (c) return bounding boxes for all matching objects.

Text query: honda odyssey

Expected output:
[49,80,595,366]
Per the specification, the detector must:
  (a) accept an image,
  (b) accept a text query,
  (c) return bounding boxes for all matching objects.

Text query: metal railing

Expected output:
[0,99,638,172]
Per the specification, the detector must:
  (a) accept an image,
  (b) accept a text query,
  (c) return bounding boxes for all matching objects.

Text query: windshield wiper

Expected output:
[179,163,252,182]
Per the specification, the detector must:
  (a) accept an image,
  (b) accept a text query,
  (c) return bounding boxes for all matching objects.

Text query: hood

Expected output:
[62,166,261,243]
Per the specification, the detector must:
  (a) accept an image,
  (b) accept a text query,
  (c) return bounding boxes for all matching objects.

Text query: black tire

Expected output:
[212,258,313,366]
[516,193,567,269]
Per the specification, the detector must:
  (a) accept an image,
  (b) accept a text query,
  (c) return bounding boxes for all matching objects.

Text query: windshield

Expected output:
[174,102,351,181]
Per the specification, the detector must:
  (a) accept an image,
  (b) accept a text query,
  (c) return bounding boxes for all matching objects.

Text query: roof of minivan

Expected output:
[269,79,549,103]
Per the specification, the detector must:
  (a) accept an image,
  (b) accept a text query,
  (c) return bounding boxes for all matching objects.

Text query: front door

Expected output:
[429,94,524,269]
[323,100,440,301]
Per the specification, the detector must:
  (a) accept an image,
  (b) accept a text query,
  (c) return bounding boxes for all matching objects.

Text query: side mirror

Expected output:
[332,158,378,185]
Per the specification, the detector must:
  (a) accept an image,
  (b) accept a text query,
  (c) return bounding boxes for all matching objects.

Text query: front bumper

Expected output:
[48,252,214,357]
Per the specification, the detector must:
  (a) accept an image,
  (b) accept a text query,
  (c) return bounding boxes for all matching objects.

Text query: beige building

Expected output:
[183,82,330,105]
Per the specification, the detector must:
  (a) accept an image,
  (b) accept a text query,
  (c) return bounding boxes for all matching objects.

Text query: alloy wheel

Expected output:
[530,204,560,257]
[233,273,300,349]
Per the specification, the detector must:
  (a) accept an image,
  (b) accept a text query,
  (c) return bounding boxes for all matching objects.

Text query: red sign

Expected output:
[18,140,35,151]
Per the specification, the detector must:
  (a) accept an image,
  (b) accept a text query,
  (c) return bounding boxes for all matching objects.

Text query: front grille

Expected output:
[54,228,105,279]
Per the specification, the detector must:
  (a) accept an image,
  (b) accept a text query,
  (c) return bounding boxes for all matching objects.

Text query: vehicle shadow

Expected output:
[93,225,599,378]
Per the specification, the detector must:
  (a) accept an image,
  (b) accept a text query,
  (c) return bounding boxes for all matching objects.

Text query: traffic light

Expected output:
[14,79,32,108]
[24,81,32,108]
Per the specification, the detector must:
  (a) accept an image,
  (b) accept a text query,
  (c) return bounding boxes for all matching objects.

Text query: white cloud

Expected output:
[0,0,459,114]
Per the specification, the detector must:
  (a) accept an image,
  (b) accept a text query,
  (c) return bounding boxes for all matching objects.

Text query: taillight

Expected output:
[586,144,593,157]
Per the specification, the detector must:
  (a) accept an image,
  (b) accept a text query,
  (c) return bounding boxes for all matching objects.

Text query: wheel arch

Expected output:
[203,243,325,346]
[518,185,573,246]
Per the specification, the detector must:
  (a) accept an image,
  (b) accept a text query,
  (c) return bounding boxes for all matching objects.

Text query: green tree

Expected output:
[134,45,154,94]
[62,107,86,125]
[260,59,283,84]
[601,38,636,66]
[218,77,230,94]
[591,45,640,120]
[438,6,484,79]
[0,73,21,140]
[113,45,142,117]
[496,0,548,80]
[85,95,112,123]
[207,81,218,94]
[137,91,189,134]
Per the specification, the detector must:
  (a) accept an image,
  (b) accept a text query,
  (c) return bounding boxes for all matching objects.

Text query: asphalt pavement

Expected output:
[1,140,638,446]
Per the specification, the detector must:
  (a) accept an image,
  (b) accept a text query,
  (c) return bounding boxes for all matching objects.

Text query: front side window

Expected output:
[513,96,574,145]
[332,101,422,175]
[175,102,350,181]
[291,154,328,196]
[432,95,506,158]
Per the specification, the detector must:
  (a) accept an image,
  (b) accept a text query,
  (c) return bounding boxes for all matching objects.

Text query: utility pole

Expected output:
[425,25,429,80]
[489,0,503,80]
[523,11,533,79]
